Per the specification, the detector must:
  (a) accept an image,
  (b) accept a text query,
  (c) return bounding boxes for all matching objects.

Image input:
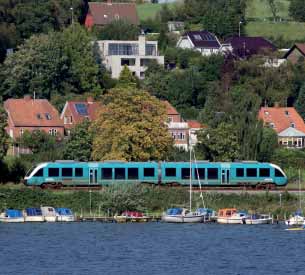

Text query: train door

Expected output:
[89,168,98,185]
[221,169,230,184]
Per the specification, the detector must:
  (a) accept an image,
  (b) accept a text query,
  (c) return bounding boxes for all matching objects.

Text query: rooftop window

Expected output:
[45,113,52,120]
[193,34,202,41]
[75,103,88,116]
[285,110,289,116]
[36,113,42,119]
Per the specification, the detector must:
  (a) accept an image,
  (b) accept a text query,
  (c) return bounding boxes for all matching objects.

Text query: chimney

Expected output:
[87,96,94,104]
[24,95,32,101]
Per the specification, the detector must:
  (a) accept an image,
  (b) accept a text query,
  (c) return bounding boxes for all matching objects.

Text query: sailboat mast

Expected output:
[299,169,301,211]
[190,146,192,211]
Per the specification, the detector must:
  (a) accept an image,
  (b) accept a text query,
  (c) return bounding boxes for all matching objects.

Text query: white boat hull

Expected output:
[24,216,45,222]
[57,215,75,222]
[217,217,245,224]
[162,214,204,223]
[44,216,57,222]
[245,218,272,225]
[285,216,304,226]
[0,217,25,223]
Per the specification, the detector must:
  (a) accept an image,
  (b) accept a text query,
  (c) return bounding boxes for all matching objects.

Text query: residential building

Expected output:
[258,106,305,148]
[60,97,101,135]
[164,101,204,150]
[176,30,222,56]
[85,1,139,29]
[4,96,64,155]
[224,36,277,58]
[97,35,164,79]
[167,21,185,32]
[284,43,305,64]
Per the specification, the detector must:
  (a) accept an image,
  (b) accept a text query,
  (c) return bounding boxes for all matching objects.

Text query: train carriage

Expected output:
[24,161,288,188]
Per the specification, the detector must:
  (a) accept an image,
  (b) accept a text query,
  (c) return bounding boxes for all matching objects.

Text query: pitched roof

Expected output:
[187,120,206,129]
[284,43,305,58]
[184,31,221,48]
[278,127,305,137]
[163,100,179,116]
[61,100,102,124]
[87,2,139,26]
[4,97,63,127]
[225,36,276,58]
[258,107,305,134]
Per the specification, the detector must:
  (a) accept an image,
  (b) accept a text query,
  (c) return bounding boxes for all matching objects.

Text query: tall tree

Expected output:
[0,105,9,160]
[295,83,305,120]
[90,87,173,161]
[63,120,93,161]
[289,0,305,22]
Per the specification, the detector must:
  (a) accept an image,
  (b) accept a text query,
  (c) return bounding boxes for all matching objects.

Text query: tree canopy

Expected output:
[90,86,173,161]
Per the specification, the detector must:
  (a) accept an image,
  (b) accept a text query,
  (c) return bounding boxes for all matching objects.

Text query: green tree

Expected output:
[94,19,139,40]
[295,83,305,120]
[195,123,240,161]
[90,87,173,161]
[0,105,9,160]
[63,120,93,161]
[257,127,278,162]
[117,66,138,88]
[289,0,305,22]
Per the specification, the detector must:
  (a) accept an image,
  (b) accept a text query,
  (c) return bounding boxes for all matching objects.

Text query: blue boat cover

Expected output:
[166,208,183,215]
[26,208,42,216]
[196,208,214,215]
[56,208,73,215]
[295,209,303,216]
[5,209,23,218]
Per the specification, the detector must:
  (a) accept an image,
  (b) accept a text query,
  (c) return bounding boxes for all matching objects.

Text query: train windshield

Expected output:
[25,166,36,177]
[275,169,285,178]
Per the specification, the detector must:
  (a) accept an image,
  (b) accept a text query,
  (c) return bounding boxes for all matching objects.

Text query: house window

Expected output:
[269,123,275,129]
[45,113,52,120]
[36,113,42,119]
[49,129,57,136]
[140,72,145,78]
[168,117,173,123]
[108,43,139,56]
[291,123,295,128]
[121,58,136,66]
[20,129,24,136]
[145,44,157,56]
[140,59,152,67]
[64,116,73,124]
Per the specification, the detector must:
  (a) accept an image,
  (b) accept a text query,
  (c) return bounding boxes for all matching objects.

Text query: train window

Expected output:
[115,168,125,180]
[181,168,190,179]
[246,168,257,177]
[75,168,83,177]
[165,168,176,177]
[144,168,155,177]
[102,168,112,180]
[275,169,285,177]
[207,168,218,180]
[194,168,205,180]
[128,168,139,180]
[62,168,73,177]
[236,168,244,177]
[33,168,43,177]
[48,168,59,177]
[259,168,270,177]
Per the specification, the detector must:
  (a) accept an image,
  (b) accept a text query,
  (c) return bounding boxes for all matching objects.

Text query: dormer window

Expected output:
[36,113,42,119]
[291,123,295,128]
[285,110,289,116]
[270,123,275,128]
[45,113,52,120]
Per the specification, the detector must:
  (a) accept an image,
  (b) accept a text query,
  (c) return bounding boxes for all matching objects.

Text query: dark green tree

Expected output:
[63,120,93,161]
[0,105,9,160]
[289,0,305,22]
[295,83,305,120]
[257,127,278,162]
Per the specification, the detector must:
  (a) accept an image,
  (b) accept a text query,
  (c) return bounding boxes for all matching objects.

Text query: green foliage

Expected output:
[0,24,101,101]
[295,82,305,120]
[257,127,279,162]
[63,120,93,161]
[94,19,140,40]
[0,106,9,160]
[196,123,240,161]
[289,0,305,22]
[117,66,138,88]
[90,86,173,161]
[272,148,305,169]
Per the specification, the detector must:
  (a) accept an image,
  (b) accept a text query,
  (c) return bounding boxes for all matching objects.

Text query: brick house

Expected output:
[4,96,64,155]
[60,97,101,135]
[284,43,305,64]
[85,1,139,29]
[163,101,204,150]
[258,106,305,148]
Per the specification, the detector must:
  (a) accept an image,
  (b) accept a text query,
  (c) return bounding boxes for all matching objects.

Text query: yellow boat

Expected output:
[285,227,305,231]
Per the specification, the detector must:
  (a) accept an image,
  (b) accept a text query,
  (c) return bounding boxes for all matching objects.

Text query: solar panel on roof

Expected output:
[75,103,88,116]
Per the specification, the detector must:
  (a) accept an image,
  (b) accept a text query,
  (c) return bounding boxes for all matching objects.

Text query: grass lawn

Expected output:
[246,21,305,40]
[136,3,176,21]
[246,0,290,20]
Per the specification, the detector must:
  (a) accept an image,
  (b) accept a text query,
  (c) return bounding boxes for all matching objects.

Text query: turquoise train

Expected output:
[24,161,288,188]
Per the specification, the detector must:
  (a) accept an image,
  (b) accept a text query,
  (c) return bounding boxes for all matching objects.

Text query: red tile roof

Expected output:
[258,107,305,134]
[163,100,179,116]
[284,43,305,58]
[187,120,206,129]
[4,97,63,127]
[85,2,139,27]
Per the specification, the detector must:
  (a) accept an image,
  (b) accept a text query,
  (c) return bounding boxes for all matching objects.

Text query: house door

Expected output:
[89,168,98,185]
[221,169,230,184]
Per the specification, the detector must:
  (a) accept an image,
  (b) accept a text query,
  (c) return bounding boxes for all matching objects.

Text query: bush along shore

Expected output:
[0,184,303,220]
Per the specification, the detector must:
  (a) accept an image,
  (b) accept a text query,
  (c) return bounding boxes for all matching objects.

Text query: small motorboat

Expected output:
[24,208,44,222]
[217,208,249,224]
[161,208,204,223]
[245,214,272,225]
[41,206,57,222]
[285,211,304,226]
[114,211,151,223]
[56,208,75,222]
[0,209,25,223]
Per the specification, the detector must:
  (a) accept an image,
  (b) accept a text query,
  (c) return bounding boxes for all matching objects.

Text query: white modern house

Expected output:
[97,35,164,79]
[176,30,222,56]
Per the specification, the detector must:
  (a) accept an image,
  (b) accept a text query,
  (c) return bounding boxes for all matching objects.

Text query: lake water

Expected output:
[0,222,304,275]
